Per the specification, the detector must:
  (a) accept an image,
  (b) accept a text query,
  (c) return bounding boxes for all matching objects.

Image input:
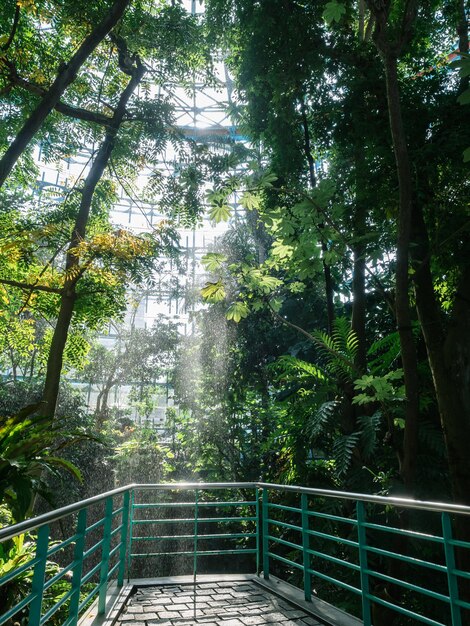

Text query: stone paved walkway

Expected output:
[117,580,323,626]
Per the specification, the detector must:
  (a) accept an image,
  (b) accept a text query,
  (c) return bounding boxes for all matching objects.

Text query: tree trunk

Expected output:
[412,204,470,504]
[300,103,335,333]
[351,108,368,374]
[0,0,130,188]
[40,61,145,417]
[381,54,420,493]
[457,0,469,93]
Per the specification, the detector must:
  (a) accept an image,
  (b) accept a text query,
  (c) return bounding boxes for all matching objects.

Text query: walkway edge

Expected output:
[255,575,363,626]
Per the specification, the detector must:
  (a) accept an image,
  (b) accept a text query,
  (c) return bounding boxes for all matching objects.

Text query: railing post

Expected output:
[193,488,199,581]
[301,493,312,602]
[193,488,199,620]
[255,487,260,576]
[28,524,50,626]
[98,497,113,615]
[262,487,269,580]
[118,490,130,587]
[356,501,372,626]
[127,489,135,581]
[442,512,462,626]
[68,508,87,625]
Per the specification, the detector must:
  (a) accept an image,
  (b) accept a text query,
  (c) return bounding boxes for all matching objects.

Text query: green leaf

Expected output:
[270,297,283,312]
[463,147,470,163]
[323,1,346,24]
[271,240,294,260]
[240,192,260,211]
[226,301,249,323]
[201,253,227,272]
[258,171,278,188]
[208,204,232,223]
[201,281,226,302]
[46,456,83,482]
[288,281,305,294]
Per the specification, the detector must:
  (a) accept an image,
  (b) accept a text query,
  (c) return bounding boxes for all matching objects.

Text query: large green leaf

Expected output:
[208,203,232,223]
[323,1,346,25]
[201,252,227,272]
[226,301,249,323]
[201,281,226,302]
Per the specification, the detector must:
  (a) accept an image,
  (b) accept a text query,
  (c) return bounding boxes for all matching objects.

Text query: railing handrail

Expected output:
[258,482,470,516]
[0,484,133,543]
[0,482,257,542]
[2,480,470,543]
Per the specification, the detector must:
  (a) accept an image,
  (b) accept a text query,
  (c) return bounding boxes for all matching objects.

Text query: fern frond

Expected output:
[357,411,382,459]
[306,400,339,438]
[333,432,361,476]
[367,332,401,373]
[276,355,327,381]
[332,317,350,347]
[346,330,359,358]
[313,326,356,378]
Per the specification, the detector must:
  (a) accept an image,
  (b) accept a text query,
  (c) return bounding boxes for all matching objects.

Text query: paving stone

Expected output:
[263,611,292,622]
[239,616,266,625]
[165,604,190,611]
[116,581,324,626]
[211,594,234,601]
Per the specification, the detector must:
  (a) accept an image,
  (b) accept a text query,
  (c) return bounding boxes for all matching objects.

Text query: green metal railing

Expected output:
[1,482,470,626]
[259,483,470,626]
[127,483,258,574]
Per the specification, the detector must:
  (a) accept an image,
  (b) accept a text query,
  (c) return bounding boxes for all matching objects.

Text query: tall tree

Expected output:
[0,0,131,187]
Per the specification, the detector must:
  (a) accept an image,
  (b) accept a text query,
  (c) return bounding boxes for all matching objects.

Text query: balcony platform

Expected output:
[79,575,361,626]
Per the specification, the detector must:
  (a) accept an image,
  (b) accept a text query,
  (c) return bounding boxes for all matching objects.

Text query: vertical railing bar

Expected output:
[68,508,87,625]
[301,493,312,602]
[262,487,269,580]
[98,497,114,614]
[28,524,50,626]
[255,487,260,576]
[442,512,462,626]
[127,489,135,582]
[356,501,372,626]
[117,490,130,587]
[193,488,199,620]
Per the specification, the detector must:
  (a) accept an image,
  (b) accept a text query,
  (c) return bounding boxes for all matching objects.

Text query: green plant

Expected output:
[0,405,89,521]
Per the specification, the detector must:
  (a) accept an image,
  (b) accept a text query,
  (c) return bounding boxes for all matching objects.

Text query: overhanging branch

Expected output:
[0,278,63,294]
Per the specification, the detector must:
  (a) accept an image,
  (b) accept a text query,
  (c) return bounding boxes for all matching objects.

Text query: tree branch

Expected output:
[5,63,113,125]
[0,0,131,187]
[0,278,62,294]
[1,3,20,52]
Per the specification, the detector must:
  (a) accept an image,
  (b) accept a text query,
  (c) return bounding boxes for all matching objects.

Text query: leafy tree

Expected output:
[0,0,131,186]
[80,316,179,424]
[0,1,209,418]
[202,0,470,503]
